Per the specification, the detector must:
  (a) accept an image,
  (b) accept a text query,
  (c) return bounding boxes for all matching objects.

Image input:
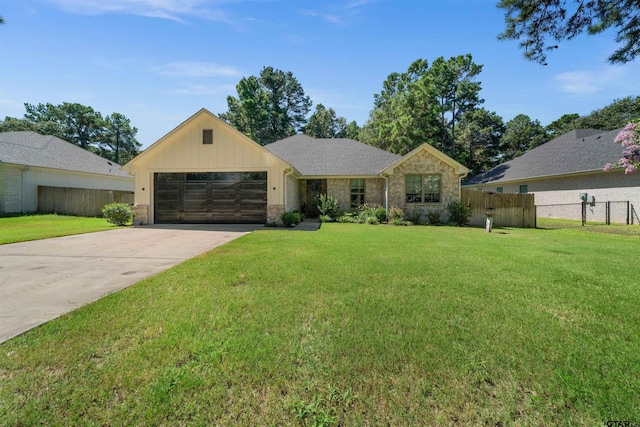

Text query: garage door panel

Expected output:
[154,172,267,224]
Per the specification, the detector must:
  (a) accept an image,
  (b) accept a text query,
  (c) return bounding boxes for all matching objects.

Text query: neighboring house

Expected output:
[464,128,640,222]
[123,108,469,225]
[0,131,134,214]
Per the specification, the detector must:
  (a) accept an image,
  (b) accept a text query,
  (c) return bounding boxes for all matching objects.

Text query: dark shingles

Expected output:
[464,129,624,185]
[264,134,401,176]
[0,131,130,177]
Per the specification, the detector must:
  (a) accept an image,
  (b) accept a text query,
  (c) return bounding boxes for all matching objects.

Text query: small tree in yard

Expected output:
[604,119,640,174]
[102,203,133,226]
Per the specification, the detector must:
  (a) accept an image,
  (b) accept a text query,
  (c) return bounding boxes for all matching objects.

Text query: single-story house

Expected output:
[463,128,640,222]
[0,131,134,214]
[123,108,469,225]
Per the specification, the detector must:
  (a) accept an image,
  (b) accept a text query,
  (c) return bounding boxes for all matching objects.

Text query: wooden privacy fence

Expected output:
[461,189,536,228]
[38,186,134,217]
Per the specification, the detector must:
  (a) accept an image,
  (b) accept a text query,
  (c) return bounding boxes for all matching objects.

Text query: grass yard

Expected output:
[0,224,638,425]
[0,214,116,244]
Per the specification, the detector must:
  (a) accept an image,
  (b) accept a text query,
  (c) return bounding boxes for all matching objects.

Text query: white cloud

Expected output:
[554,71,601,94]
[42,0,231,23]
[171,83,236,96]
[153,62,242,78]
[554,64,639,95]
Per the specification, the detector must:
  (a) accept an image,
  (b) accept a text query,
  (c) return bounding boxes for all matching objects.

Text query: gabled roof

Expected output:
[123,108,291,171]
[0,131,130,178]
[264,134,401,176]
[464,128,624,185]
[381,143,469,176]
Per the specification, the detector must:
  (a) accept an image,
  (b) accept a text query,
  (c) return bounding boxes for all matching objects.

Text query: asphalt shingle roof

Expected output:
[464,128,624,185]
[264,134,401,176]
[0,131,130,178]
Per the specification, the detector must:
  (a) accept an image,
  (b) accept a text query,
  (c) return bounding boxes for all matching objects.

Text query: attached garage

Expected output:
[154,172,267,224]
[123,109,295,225]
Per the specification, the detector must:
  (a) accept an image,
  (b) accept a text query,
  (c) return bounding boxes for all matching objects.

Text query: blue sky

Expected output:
[1,0,639,149]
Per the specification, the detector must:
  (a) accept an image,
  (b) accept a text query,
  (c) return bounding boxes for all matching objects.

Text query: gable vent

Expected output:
[203,129,213,144]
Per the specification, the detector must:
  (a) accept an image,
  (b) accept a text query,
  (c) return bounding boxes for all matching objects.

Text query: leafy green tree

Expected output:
[0,117,61,135]
[4,102,140,164]
[222,67,312,145]
[501,114,548,160]
[497,0,640,64]
[456,108,505,175]
[545,113,581,138]
[220,76,270,142]
[360,55,483,156]
[304,104,347,138]
[345,120,360,140]
[430,54,484,156]
[99,113,141,164]
[24,102,104,150]
[360,59,442,154]
[575,96,640,130]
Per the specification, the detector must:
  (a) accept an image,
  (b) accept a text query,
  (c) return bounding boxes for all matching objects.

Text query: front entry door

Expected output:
[305,179,327,218]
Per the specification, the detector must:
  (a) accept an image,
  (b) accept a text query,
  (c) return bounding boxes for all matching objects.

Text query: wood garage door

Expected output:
[154,172,267,224]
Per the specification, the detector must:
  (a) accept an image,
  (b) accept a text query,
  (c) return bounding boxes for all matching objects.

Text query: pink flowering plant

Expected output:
[604,119,640,174]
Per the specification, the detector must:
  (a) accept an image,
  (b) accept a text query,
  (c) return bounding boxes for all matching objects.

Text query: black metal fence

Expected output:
[536,201,638,225]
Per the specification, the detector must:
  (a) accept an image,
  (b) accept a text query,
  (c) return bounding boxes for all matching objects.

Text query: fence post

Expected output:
[606,201,610,225]
[581,201,586,226]
[627,201,630,225]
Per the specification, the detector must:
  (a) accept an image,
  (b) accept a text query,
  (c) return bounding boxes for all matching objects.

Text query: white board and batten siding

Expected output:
[125,110,291,221]
[1,162,134,213]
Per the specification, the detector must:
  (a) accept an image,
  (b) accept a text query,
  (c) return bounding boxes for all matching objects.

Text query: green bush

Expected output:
[365,216,380,225]
[102,203,133,226]
[281,211,303,228]
[319,214,333,223]
[446,201,472,226]
[405,208,422,225]
[427,210,441,225]
[388,206,404,221]
[316,194,340,219]
[337,212,356,223]
[373,207,387,223]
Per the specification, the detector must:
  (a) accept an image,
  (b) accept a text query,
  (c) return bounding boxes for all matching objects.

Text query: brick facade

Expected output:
[387,149,461,222]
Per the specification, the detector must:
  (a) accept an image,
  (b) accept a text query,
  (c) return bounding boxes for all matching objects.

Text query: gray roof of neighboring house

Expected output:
[264,134,401,176]
[0,131,131,178]
[464,128,624,185]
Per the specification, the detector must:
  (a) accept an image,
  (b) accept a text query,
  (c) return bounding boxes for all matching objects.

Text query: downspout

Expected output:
[458,172,469,200]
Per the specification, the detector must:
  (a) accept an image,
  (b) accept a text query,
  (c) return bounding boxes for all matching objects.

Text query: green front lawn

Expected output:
[0,214,116,244]
[1,224,638,425]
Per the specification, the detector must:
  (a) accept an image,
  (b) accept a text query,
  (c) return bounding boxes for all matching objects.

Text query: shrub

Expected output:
[388,206,404,221]
[405,208,422,225]
[365,216,379,225]
[102,203,133,226]
[281,211,303,228]
[319,214,333,223]
[427,210,441,225]
[373,206,387,223]
[316,194,340,219]
[446,201,472,226]
[391,218,412,226]
[337,213,356,223]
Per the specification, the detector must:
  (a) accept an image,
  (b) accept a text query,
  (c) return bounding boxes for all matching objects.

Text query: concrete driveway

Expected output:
[0,224,260,343]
